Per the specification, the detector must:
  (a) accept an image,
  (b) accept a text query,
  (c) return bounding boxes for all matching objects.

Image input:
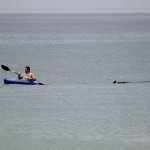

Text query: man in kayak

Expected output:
[18,66,36,81]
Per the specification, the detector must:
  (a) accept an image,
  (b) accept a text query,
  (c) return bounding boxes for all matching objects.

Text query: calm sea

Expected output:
[0,13,150,150]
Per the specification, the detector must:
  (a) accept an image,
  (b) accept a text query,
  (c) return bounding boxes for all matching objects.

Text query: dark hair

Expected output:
[25,66,30,71]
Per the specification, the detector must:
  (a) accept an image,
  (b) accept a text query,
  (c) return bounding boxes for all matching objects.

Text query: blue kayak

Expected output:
[4,78,40,85]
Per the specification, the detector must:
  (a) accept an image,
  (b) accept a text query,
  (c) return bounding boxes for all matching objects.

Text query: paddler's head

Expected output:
[25,66,30,73]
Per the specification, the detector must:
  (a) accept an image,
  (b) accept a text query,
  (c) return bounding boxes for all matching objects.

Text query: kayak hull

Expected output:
[4,78,38,85]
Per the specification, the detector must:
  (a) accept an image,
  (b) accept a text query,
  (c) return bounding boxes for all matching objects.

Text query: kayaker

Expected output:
[18,66,36,81]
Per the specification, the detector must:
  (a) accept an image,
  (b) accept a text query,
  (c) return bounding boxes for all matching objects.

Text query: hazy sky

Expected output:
[0,0,150,13]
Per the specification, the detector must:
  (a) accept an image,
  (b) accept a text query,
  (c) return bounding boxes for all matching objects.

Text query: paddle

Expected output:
[1,65,44,85]
[1,65,19,75]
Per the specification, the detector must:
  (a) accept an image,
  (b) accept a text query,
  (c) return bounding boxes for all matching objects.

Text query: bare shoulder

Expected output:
[30,72,35,76]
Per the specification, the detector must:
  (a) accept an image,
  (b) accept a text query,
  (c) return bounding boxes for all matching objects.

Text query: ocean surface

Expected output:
[0,13,150,150]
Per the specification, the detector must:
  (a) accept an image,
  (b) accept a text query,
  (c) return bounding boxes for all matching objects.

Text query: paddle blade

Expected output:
[34,80,44,85]
[1,65,11,71]
[38,82,44,85]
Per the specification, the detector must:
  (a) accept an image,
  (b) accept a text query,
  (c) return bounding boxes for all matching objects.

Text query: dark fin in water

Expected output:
[113,80,130,84]
[113,80,117,84]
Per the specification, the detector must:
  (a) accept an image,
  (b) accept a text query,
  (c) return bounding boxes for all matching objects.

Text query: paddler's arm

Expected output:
[18,73,24,79]
[29,74,36,81]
